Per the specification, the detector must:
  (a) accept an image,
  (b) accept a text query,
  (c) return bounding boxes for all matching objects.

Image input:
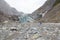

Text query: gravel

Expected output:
[0,21,60,40]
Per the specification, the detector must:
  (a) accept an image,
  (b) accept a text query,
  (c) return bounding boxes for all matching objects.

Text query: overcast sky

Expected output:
[5,0,47,14]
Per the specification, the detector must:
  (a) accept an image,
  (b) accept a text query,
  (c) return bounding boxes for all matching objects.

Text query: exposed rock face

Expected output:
[31,0,56,20]
[39,3,60,23]
[38,0,60,23]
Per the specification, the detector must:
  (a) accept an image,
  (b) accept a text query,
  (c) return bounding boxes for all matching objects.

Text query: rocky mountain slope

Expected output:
[31,0,56,19]
[0,0,13,16]
[32,0,60,23]
[0,0,23,22]
[39,0,60,23]
[39,3,60,23]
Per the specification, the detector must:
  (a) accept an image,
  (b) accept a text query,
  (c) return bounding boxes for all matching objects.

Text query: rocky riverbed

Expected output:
[0,20,60,40]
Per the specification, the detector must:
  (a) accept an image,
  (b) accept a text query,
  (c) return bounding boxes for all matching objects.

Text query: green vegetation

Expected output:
[53,0,60,6]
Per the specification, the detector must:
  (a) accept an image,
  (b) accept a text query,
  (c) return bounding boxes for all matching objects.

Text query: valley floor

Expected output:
[0,21,60,40]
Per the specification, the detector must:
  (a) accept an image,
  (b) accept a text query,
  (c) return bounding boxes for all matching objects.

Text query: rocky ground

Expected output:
[0,20,60,40]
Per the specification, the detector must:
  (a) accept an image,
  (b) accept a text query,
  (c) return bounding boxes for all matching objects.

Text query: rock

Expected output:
[32,34,40,39]
[3,21,8,23]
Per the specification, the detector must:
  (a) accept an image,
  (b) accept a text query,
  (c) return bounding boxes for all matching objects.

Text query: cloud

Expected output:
[5,0,47,14]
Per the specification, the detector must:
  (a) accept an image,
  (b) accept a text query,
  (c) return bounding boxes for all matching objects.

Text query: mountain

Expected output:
[31,0,60,23]
[30,0,56,20]
[0,0,14,16]
[39,3,60,23]
[0,0,23,21]
[39,0,60,23]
